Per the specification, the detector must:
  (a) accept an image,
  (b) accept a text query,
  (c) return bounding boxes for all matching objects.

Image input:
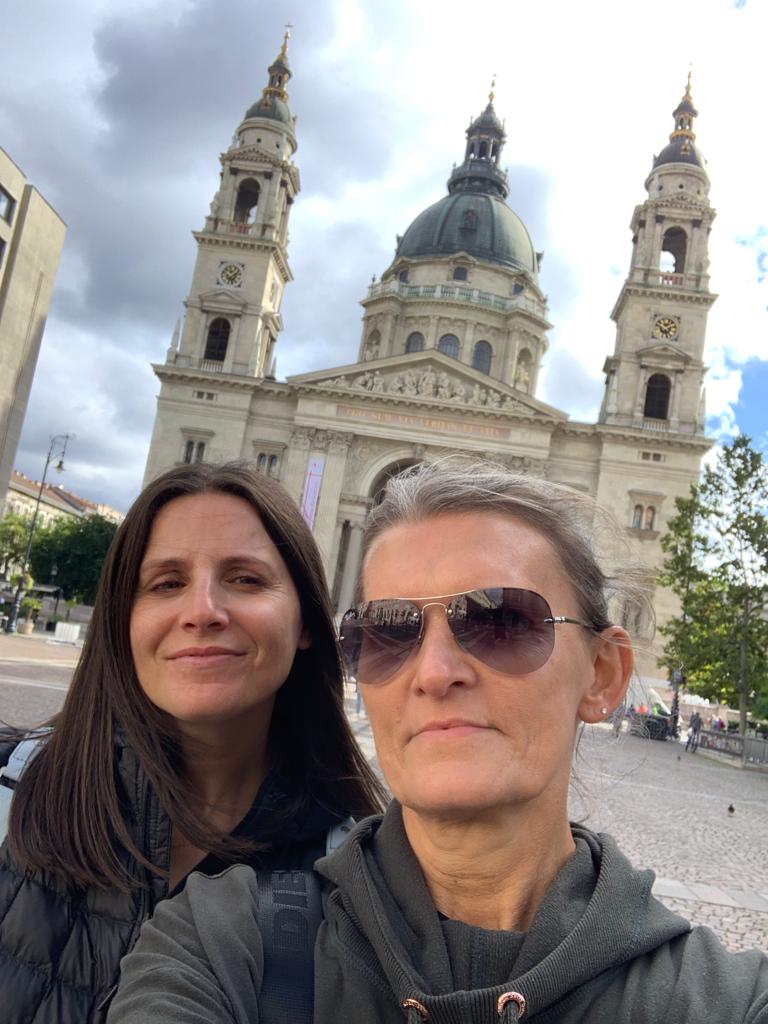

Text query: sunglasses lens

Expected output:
[340,588,558,684]
[340,602,422,685]
[452,588,555,675]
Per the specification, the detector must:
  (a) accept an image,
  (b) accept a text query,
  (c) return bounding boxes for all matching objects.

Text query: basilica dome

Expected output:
[396,191,537,275]
[393,94,539,277]
[244,94,293,126]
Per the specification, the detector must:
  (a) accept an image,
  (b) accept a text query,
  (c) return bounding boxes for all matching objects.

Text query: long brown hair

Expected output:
[8,462,386,890]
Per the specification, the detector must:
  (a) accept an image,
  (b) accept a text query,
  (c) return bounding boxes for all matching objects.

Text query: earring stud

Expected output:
[600,706,608,715]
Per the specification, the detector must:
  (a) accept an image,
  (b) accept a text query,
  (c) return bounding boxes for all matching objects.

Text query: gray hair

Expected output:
[360,458,653,640]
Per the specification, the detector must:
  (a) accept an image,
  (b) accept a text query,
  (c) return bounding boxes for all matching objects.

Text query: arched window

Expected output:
[398,269,409,283]
[268,454,279,477]
[405,331,424,353]
[184,439,195,464]
[204,318,230,362]
[478,141,488,159]
[659,227,687,274]
[644,374,671,419]
[472,340,492,375]
[234,179,260,223]
[632,505,643,529]
[438,334,460,359]
[644,506,656,531]
[453,266,468,281]
[257,453,267,472]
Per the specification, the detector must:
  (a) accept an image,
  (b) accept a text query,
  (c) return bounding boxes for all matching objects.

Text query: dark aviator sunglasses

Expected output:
[338,586,602,686]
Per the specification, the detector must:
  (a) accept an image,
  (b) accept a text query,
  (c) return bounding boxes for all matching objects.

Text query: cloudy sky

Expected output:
[4,0,766,511]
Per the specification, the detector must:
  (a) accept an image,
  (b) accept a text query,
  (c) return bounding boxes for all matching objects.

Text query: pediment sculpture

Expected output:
[317,368,530,412]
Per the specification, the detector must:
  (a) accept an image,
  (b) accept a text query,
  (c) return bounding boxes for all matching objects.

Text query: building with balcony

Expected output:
[142,52,713,672]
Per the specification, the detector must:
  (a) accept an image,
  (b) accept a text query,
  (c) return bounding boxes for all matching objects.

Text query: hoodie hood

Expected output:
[315,802,690,1021]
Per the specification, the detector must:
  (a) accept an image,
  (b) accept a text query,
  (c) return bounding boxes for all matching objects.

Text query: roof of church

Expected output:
[395,191,538,275]
[244,94,293,125]
[653,74,705,170]
[395,89,537,275]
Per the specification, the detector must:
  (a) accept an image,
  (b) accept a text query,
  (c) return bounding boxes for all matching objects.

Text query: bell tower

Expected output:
[166,31,300,380]
[599,75,715,435]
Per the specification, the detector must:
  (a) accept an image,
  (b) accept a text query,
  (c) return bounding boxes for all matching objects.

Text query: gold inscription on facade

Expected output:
[336,405,509,440]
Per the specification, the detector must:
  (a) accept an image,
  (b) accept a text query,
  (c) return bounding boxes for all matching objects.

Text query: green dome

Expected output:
[244,94,293,126]
[396,192,537,275]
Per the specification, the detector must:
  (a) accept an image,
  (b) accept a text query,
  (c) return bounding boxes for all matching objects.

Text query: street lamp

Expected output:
[4,433,74,634]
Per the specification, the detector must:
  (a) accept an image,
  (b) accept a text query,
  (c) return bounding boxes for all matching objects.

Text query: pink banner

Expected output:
[299,455,325,529]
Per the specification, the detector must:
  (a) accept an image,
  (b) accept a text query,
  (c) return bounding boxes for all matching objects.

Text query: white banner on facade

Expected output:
[299,455,325,530]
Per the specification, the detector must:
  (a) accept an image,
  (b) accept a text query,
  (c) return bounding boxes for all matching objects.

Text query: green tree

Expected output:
[29,514,118,605]
[658,436,768,733]
[0,512,32,578]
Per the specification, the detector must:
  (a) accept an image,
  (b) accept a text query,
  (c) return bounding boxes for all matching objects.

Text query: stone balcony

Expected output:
[365,280,545,318]
[631,268,709,292]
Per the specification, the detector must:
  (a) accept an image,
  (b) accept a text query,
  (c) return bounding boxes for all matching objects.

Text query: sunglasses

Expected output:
[338,587,599,686]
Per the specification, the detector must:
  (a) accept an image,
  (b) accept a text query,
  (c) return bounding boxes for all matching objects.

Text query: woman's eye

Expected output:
[151,579,182,592]
[231,574,265,586]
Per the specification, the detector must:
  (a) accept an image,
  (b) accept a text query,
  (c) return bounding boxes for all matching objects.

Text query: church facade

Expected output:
[143,40,714,673]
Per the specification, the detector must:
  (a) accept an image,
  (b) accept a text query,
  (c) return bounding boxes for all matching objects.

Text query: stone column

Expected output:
[336,522,365,613]
[280,427,314,504]
[312,432,353,576]
[425,315,438,349]
[669,370,682,429]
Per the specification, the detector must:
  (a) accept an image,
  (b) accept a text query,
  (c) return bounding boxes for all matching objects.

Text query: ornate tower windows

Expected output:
[203,318,231,362]
[234,179,260,224]
[438,333,460,359]
[452,266,468,281]
[398,269,410,283]
[659,227,687,274]
[644,373,671,420]
[182,438,207,464]
[405,331,424,353]
[472,340,492,374]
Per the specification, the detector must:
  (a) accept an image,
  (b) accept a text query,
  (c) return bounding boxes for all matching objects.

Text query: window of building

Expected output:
[398,269,409,283]
[204,318,230,362]
[234,179,260,223]
[644,506,656,530]
[0,237,5,269]
[472,340,492,375]
[632,504,643,529]
[255,451,280,477]
[0,186,15,225]
[438,334,460,359]
[643,374,671,419]
[659,226,687,274]
[405,331,424,353]
[452,266,468,281]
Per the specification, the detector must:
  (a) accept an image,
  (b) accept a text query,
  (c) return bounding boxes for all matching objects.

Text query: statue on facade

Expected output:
[436,372,452,400]
[418,368,436,396]
[354,371,374,390]
[450,380,466,402]
[388,373,404,394]
[515,361,532,393]
[403,370,418,396]
[469,383,487,406]
[371,370,385,393]
[486,389,501,408]
[363,336,380,361]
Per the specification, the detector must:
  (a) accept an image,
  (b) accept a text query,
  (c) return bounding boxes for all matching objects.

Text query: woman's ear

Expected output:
[297,625,312,650]
[578,626,633,724]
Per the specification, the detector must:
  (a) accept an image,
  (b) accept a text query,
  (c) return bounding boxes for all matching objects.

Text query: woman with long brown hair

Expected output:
[0,461,385,1023]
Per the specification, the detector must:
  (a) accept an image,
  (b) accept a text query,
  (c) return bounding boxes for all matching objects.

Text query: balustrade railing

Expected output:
[366,280,543,316]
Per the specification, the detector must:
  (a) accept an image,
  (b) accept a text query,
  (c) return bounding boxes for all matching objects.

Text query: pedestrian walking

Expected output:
[686,710,702,752]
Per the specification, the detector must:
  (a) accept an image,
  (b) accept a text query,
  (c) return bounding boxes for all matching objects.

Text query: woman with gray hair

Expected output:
[110,461,768,1023]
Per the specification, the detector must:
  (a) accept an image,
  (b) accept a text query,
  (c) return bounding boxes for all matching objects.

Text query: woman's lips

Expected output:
[167,647,245,664]
[415,720,487,739]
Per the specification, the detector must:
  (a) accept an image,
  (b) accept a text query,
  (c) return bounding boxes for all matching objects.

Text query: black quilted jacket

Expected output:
[0,732,345,1024]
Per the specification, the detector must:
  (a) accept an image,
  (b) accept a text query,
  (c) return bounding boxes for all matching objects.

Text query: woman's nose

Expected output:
[180,577,229,630]
[410,608,477,696]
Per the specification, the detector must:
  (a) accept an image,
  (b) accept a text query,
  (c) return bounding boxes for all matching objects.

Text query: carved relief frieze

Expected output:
[318,369,532,414]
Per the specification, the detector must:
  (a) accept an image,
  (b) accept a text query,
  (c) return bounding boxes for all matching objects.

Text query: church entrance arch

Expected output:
[333,455,424,613]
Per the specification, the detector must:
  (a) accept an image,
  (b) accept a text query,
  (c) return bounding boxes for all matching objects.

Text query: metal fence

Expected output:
[698,729,768,766]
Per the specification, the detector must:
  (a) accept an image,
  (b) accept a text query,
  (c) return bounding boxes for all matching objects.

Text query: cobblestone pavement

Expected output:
[346,697,768,954]
[0,632,78,728]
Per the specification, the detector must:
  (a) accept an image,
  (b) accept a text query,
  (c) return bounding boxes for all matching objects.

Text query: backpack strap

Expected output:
[254,819,352,1022]
[255,868,323,1024]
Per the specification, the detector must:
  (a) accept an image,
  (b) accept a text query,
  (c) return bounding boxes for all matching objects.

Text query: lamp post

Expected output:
[51,562,61,620]
[4,433,74,634]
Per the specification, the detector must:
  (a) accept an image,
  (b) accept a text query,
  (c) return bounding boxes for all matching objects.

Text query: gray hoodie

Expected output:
[109,802,768,1023]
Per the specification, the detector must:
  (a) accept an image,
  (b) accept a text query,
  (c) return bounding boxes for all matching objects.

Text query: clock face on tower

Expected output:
[218,262,243,287]
[652,316,679,340]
